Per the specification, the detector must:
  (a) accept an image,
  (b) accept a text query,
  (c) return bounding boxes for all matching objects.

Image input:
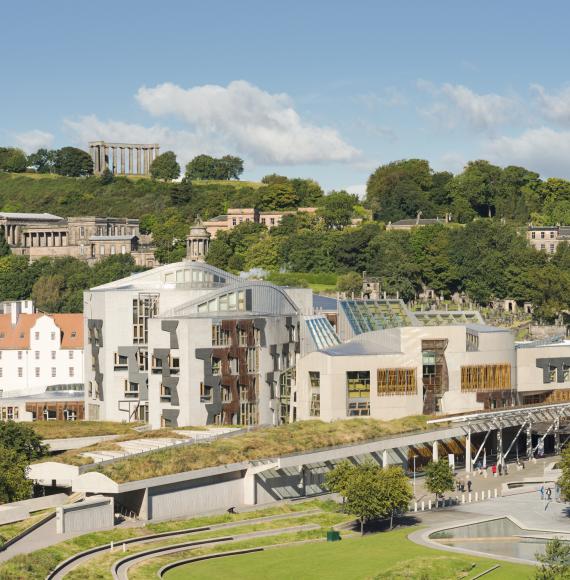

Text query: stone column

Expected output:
[136,147,141,175]
[128,147,133,175]
[432,441,439,462]
[104,146,109,173]
[465,428,472,473]
[144,147,150,175]
[120,147,126,174]
[112,147,118,174]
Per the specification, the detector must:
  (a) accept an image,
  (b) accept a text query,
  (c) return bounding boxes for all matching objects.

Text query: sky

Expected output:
[3,0,570,194]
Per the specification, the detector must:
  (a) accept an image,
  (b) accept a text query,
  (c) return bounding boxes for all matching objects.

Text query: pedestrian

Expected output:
[467,480,472,493]
[546,488,552,501]
[492,464,497,477]
[504,463,508,476]
[498,463,502,476]
[539,485,544,500]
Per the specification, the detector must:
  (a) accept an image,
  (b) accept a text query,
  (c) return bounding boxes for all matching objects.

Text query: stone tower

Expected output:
[186,218,211,262]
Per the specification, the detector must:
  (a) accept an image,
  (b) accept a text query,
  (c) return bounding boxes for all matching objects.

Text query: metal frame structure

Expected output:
[428,402,570,472]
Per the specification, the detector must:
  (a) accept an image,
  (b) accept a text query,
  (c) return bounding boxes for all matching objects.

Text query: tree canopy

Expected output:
[185,154,244,180]
[424,459,455,503]
[150,151,180,181]
[0,147,27,173]
[54,147,93,177]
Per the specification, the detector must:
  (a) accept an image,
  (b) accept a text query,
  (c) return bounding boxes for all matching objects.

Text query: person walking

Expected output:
[467,480,472,493]
[492,464,497,477]
[498,463,502,476]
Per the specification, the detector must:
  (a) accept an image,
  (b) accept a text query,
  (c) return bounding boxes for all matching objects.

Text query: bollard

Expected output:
[421,501,425,511]
[414,501,418,512]
[475,491,478,502]
[123,543,126,553]
[461,493,465,504]
[494,488,498,498]
[487,490,491,500]
[428,499,432,510]
[110,541,114,552]
[468,493,472,503]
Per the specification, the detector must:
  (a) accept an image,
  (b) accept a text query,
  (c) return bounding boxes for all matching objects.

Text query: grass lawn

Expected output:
[309,283,337,292]
[31,420,140,439]
[96,416,435,483]
[0,510,52,546]
[165,527,533,580]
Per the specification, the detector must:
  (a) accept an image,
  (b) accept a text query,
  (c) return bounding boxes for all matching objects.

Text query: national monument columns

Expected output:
[89,142,160,176]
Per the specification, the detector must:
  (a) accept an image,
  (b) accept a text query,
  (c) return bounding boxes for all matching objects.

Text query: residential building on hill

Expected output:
[527,224,570,254]
[0,212,157,267]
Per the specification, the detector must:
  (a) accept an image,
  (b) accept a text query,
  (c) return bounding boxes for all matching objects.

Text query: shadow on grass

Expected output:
[343,515,422,535]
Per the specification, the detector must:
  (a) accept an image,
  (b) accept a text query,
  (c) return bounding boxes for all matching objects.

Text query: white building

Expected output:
[0,304,83,398]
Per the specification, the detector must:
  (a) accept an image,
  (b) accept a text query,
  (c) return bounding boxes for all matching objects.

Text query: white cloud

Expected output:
[134,80,359,165]
[485,126,570,178]
[531,84,570,125]
[346,184,366,199]
[13,130,54,153]
[419,82,518,130]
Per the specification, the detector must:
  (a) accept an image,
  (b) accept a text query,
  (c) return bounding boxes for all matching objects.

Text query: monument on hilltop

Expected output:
[89,141,160,176]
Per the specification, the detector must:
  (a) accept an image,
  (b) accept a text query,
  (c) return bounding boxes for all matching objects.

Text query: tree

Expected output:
[324,460,355,503]
[258,182,300,210]
[535,537,570,579]
[318,190,358,229]
[0,421,47,462]
[424,459,455,505]
[219,155,244,180]
[150,151,180,181]
[27,148,57,174]
[558,444,570,502]
[185,155,218,180]
[98,167,114,185]
[336,272,362,296]
[0,228,10,257]
[170,178,193,205]
[341,461,412,534]
[0,147,27,173]
[0,446,33,504]
[31,274,66,312]
[54,147,93,177]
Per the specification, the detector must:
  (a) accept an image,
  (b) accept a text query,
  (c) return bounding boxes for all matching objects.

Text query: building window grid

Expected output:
[460,364,512,392]
[377,368,417,396]
[247,348,259,373]
[132,294,159,345]
[211,325,230,347]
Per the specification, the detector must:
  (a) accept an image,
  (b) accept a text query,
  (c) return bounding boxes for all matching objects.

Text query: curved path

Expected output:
[112,524,319,580]
[49,509,321,579]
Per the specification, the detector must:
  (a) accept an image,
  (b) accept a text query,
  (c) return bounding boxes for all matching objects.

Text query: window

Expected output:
[346,371,370,398]
[239,401,258,425]
[51,351,56,360]
[34,332,39,340]
[80,226,85,238]
[170,356,180,372]
[71,331,77,338]
[531,232,536,239]
[247,348,259,373]
[211,324,230,346]
[550,231,555,238]
[35,351,40,360]
[35,367,40,378]
[17,351,22,360]
[132,294,159,345]
[211,357,221,375]
[43,408,57,421]
[221,385,232,402]
[232,218,237,226]
[124,380,139,398]
[114,352,128,368]
[549,365,557,383]
[270,218,275,225]
[69,351,74,360]
[254,328,261,346]
[461,364,512,392]
[238,328,248,346]
[51,368,56,378]
[64,409,77,421]
[309,371,320,388]
[69,368,74,378]
[160,384,171,400]
[347,401,370,416]
[310,393,320,417]
[564,365,570,383]
[17,367,22,378]
[200,382,212,402]
[111,246,116,255]
[541,231,545,239]
[377,368,417,396]
[541,244,545,250]
[229,357,239,375]
[550,244,555,253]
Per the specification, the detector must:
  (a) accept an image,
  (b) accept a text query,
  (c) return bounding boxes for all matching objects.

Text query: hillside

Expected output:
[0,172,263,221]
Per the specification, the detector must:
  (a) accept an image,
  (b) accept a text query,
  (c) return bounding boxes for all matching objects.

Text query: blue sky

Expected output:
[3,0,570,193]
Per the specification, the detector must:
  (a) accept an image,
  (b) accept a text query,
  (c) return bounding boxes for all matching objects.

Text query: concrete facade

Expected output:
[56,496,114,534]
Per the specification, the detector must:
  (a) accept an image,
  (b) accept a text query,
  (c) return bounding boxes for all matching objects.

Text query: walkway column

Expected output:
[120,147,126,175]
[432,441,439,462]
[555,417,560,455]
[465,427,472,473]
[526,421,533,460]
[497,420,503,467]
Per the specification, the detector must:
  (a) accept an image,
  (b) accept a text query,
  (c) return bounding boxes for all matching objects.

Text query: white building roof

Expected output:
[0,212,63,221]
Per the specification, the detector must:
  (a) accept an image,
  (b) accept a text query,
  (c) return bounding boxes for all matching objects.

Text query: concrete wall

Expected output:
[56,496,114,534]
[147,471,244,521]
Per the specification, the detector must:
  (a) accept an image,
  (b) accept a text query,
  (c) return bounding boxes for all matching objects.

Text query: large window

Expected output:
[239,401,258,425]
[247,348,259,373]
[124,380,139,398]
[212,324,230,347]
[310,393,320,417]
[348,401,370,416]
[461,364,512,392]
[200,382,212,403]
[346,371,370,398]
[377,368,416,396]
[133,294,159,345]
[309,371,320,388]
[211,356,221,376]
[198,290,247,314]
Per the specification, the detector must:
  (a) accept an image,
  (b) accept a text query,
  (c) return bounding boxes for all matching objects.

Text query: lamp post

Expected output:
[413,454,417,497]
